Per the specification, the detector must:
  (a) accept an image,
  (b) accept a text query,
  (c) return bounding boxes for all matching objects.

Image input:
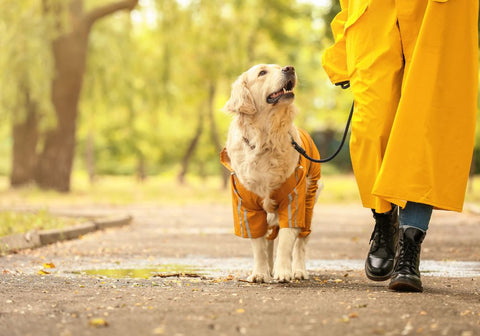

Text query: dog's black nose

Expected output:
[282,66,295,74]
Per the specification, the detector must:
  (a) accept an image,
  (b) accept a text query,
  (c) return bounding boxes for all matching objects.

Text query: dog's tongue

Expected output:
[270,90,284,99]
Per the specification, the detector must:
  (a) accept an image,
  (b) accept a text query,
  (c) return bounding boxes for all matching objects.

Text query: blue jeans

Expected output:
[399,202,433,232]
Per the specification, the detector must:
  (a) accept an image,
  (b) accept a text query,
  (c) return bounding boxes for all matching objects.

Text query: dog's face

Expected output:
[224,64,297,115]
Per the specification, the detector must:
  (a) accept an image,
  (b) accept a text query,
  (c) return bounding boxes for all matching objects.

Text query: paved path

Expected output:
[1,204,480,335]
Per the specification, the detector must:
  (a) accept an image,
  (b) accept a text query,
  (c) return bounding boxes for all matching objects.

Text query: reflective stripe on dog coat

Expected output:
[221,129,321,239]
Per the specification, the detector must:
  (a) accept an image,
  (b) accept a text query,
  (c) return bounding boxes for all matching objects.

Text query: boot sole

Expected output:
[388,278,423,292]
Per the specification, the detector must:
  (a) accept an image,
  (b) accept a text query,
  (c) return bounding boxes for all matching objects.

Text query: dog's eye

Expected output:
[258,70,267,77]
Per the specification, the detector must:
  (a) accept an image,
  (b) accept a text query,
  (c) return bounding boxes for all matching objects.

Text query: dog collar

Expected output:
[242,137,256,150]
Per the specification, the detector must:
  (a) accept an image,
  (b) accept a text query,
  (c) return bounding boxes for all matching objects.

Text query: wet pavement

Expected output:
[1,204,480,335]
[7,256,480,280]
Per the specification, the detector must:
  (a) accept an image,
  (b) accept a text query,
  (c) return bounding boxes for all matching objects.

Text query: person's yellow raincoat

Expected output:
[322,0,478,213]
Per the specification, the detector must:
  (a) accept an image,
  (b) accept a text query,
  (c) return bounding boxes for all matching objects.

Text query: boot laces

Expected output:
[397,237,420,271]
[369,216,396,254]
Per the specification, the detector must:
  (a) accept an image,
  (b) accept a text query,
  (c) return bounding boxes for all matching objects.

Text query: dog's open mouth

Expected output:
[266,79,295,104]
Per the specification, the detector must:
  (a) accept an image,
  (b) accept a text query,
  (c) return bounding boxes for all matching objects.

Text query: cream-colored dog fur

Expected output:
[224,64,321,283]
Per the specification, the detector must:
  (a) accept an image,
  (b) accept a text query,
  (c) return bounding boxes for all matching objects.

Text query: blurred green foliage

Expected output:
[0,0,354,180]
[0,0,478,182]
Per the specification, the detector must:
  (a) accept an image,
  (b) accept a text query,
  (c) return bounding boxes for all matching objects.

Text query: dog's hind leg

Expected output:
[293,236,309,280]
[247,237,272,283]
[273,227,300,282]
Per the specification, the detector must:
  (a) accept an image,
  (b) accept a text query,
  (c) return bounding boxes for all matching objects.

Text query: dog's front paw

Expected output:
[247,272,272,283]
[292,258,309,280]
[293,269,309,280]
[273,265,293,283]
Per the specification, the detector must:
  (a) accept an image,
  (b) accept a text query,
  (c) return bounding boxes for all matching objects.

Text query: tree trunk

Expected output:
[137,154,146,182]
[34,0,138,191]
[10,87,39,187]
[34,27,87,191]
[206,82,229,189]
[178,107,204,184]
[86,129,95,184]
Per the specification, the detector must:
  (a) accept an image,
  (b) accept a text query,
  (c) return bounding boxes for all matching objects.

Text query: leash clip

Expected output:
[335,81,350,90]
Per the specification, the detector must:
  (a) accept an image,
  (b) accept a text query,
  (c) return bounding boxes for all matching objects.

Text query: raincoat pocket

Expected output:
[345,0,370,32]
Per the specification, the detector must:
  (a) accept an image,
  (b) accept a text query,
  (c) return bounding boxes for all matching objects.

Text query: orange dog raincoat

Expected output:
[221,129,321,239]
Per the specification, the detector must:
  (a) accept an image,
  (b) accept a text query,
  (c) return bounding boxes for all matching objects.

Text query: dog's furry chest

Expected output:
[229,141,299,199]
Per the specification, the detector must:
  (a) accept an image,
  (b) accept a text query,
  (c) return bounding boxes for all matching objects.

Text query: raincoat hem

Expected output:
[372,192,463,213]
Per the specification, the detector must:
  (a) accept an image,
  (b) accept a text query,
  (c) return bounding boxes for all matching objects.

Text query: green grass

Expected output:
[0,173,478,238]
[0,172,233,207]
[1,172,479,207]
[0,210,81,237]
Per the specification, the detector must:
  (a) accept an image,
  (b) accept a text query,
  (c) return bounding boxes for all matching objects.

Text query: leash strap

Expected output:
[291,102,354,163]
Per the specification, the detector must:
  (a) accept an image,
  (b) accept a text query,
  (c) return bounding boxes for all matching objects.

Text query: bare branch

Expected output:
[84,0,139,27]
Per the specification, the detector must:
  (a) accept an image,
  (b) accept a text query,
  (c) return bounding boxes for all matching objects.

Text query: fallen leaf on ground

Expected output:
[152,326,165,334]
[38,270,50,275]
[89,318,108,328]
[43,263,56,269]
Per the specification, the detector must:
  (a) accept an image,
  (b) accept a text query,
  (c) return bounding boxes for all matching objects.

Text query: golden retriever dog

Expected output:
[221,64,322,283]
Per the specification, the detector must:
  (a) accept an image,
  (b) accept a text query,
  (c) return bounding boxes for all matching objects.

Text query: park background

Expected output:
[1,0,480,231]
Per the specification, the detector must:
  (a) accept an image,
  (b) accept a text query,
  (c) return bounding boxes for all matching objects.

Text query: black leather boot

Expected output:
[388,227,426,292]
[365,206,398,281]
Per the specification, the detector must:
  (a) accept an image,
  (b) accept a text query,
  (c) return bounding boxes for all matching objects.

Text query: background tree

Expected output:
[2,0,477,192]
[0,1,58,186]
[4,0,138,192]
[35,0,139,191]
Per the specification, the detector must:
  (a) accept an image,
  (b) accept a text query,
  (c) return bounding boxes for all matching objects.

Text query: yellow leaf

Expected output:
[89,318,108,327]
[153,326,165,334]
[43,263,56,269]
[38,270,50,275]
[236,308,245,314]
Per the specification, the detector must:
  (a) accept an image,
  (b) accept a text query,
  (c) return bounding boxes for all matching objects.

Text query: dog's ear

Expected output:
[223,75,256,115]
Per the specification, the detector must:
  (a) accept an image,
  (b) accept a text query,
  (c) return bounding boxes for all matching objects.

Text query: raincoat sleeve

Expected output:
[321,0,349,85]
[298,129,322,238]
[302,152,321,238]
